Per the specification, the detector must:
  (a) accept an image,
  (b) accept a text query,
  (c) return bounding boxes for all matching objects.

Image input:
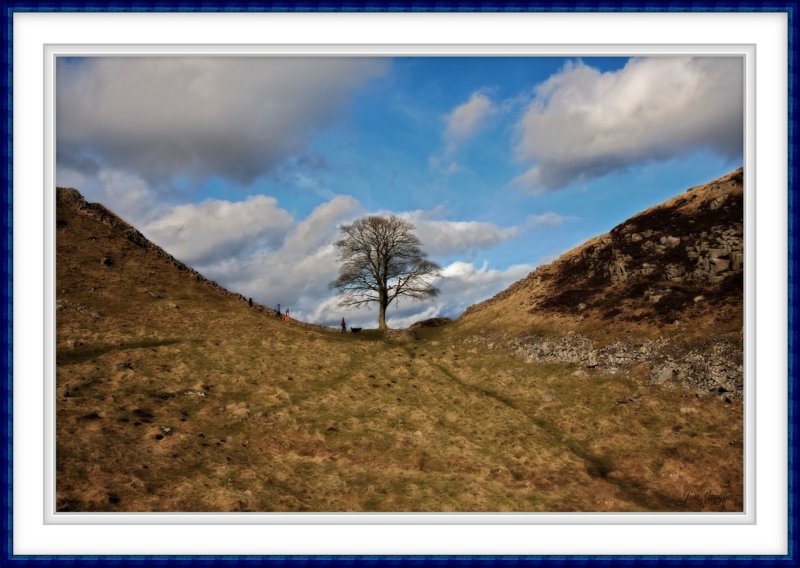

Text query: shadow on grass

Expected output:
[429,360,688,511]
[57,338,184,366]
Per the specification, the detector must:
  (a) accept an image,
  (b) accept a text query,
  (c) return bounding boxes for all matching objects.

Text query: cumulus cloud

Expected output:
[445,91,493,142]
[513,57,743,192]
[190,195,364,320]
[431,91,494,174]
[57,57,387,185]
[134,189,526,329]
[398,209,519,256]
[142,196,294,266]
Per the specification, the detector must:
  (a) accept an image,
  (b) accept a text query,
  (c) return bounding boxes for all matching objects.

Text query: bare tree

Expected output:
[330,215,441,330]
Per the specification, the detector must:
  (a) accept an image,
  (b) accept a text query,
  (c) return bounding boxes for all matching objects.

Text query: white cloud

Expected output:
[96,168,167,223]
[431,91,494,175]
[135,191,526,330]
[142,196,294,266]
[429,260,532,320]
[445,91,493,142]
[513,57,743,192]
[398,209,519,256]
[57,57,387,185]
[191,195,364,323]
[57,166,168,225]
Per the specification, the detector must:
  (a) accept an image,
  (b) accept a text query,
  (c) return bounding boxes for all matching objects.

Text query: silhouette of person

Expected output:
[276,303,281,317]
[248,297,253,308]
[283,308,290,321]
[340,317,347,333]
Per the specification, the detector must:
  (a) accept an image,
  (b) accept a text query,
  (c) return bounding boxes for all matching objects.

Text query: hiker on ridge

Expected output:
[340,318,347,333]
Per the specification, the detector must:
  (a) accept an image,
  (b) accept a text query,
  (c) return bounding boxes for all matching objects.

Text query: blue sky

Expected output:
[56,56,743,328]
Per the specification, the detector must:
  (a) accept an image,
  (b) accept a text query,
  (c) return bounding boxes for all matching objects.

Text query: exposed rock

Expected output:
[617,395,642,404]
[462,167,744,326]
[468,332,742,397]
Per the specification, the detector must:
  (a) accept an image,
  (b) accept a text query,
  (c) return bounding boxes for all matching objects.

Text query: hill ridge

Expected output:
[462,167,743,333]
[57,187,254,307]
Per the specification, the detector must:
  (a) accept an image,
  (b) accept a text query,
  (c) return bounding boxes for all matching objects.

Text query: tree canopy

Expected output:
[329,215,441,330]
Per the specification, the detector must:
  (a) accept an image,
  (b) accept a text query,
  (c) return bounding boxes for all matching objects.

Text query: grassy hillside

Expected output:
[55,185,743,513]
[462,168,744,342]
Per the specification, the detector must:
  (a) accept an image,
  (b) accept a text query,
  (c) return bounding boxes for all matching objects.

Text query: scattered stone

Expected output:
[710,257,731,272]
[541,394,556,403]
[652,366,677,385]
[159,426,173,436]
[184,390,206,397]
[477,333,742,397]
[693,295,705,303]
[679,407,699,415]
[709,195,727,210]
[617,396,642,405]
[101,256,113,267]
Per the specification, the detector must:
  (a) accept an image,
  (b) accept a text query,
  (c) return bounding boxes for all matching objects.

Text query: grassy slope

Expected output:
[460,168,744,345]
[56,189,742,512]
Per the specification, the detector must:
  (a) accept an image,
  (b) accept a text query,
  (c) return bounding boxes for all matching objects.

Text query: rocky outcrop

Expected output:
[464,168,743,326]
[467,332,742,398]
[460,168,744,396]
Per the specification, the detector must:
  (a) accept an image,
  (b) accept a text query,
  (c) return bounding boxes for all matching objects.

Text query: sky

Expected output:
[56,56,744,329]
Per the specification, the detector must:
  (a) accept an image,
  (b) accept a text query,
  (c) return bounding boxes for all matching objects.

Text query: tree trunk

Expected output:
[378,291,388,330]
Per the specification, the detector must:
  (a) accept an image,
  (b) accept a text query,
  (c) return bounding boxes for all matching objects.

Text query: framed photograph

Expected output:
[6,3,793,561]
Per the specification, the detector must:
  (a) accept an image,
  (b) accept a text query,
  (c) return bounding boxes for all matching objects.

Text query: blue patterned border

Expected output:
[2,0,796,565]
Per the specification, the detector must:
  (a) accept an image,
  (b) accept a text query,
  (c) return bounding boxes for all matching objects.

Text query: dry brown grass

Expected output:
[55,188,742,513]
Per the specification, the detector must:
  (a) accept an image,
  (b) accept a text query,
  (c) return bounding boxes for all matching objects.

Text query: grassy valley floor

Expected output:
[57,313,742,513]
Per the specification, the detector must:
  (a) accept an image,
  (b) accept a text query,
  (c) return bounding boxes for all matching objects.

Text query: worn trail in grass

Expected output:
[57,311,742,512]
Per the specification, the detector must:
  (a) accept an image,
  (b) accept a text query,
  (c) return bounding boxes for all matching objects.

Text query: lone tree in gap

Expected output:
[330,215,441,330]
